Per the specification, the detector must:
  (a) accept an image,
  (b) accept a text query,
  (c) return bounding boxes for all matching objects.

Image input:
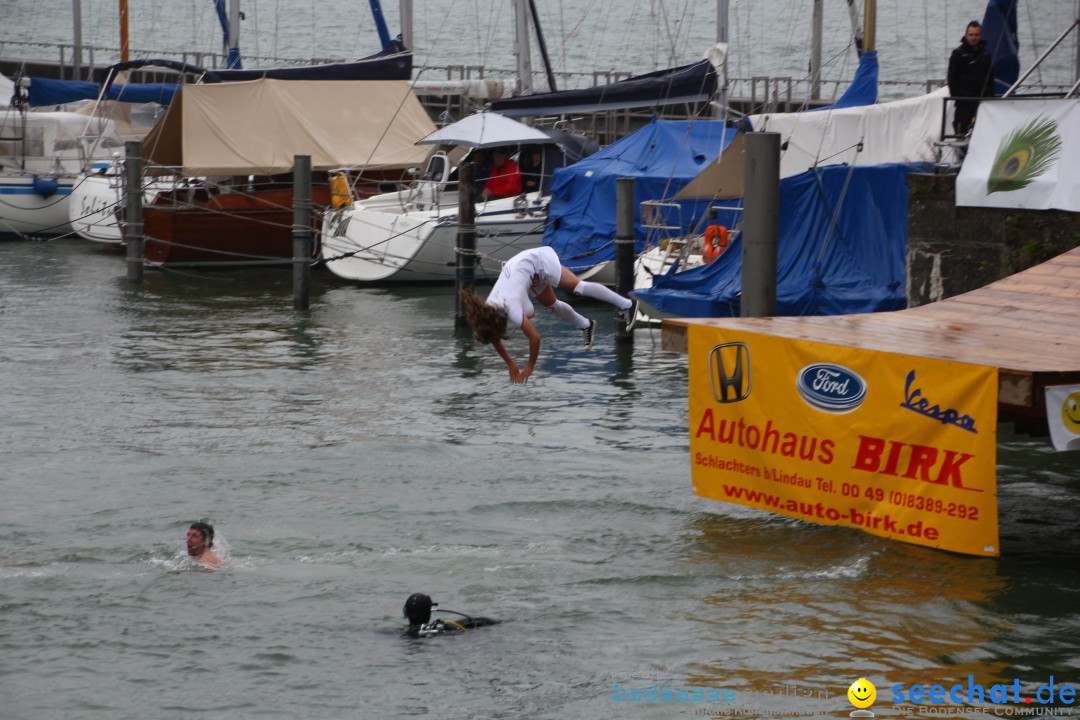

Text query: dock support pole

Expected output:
[615,176,635,342]
[293,154,312,311]
[124,140,143,283]
[454,162,477,329]
[741,132,780,318]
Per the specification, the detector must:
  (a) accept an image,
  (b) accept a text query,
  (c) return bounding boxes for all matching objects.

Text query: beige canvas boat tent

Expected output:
[141,78,436,175]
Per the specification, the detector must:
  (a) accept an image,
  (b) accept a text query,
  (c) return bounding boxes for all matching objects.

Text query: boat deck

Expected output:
[661,246,1080,426]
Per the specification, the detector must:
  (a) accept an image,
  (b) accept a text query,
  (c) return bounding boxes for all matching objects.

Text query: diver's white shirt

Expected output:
[484,247,562,328]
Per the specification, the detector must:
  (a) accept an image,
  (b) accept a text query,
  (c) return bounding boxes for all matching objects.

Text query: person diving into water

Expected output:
[459,246,637,384]
[402,593,499,638]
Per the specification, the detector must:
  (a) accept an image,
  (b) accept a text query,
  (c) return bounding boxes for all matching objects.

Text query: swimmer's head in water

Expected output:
[187,522,215,556]
[403,593,437,625]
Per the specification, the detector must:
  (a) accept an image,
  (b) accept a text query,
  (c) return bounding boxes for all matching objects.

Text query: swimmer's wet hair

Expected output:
[458,288,507,345]
[190,522,214,546]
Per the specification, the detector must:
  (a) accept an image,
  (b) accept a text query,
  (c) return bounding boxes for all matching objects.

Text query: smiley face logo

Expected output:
[1062,392,1080,436]
[848,678,876,709]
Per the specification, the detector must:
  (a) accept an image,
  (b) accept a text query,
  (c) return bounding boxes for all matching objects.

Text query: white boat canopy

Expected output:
[417,111,553,149]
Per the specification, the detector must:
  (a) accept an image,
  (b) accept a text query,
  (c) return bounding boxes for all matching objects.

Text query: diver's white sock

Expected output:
[573,280,632,309]
[549,300,590,329]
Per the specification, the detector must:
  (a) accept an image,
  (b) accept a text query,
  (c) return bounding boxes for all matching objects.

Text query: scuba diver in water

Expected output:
[402,593,500,638]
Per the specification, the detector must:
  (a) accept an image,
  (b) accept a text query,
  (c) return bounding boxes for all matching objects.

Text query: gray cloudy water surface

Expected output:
[1,237,1078,719]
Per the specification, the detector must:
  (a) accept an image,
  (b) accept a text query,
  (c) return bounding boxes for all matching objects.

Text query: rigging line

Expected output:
[811,159,859,274]
[553,0,601,73]
[923,0,932,79]
[274,0,282,60]
[1024,0,1043,86]
[778,0,807,83]
[251,0,259,60]
[141,233,315,263]
[344,0,462,196]
[657,0,677,69]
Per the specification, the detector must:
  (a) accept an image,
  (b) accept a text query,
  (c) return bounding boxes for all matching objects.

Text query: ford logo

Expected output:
[796,363,867,413]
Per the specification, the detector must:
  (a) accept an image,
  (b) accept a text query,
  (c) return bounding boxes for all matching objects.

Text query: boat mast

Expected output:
[513,0,533,95]
[368,0,393,50]
[227,0,242,68]
[73,0,83,79]
[399,0,413,50]
[528,0,557,92]
[715,0,729,116]
[119,0,129,62]
[845,0,864,54]
[864,0,876,53]
[810,0,822,100]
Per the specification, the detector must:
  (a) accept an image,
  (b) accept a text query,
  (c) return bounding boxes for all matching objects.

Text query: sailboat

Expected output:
[0,89,132,238]
[631,0,1025,322]
[319,112,596,283]
[115,0,422,266]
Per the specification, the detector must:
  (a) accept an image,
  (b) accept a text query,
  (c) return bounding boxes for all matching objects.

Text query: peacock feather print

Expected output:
[986,116,1062,194]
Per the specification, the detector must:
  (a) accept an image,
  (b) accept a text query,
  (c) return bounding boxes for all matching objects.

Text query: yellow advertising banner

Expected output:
[687,326,1000,556]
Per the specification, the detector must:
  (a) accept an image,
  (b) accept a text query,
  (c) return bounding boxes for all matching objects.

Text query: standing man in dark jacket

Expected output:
[947,21,994,136]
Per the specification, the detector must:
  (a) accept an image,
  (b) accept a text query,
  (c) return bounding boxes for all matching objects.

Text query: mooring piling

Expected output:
[615,176,635,341]
[741,132,780,318]
[454,162,477,329]
[292,154,312,311]
[124,140,143,283]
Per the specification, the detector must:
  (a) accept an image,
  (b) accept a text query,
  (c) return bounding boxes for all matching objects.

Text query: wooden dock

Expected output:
[662,246,1080,429]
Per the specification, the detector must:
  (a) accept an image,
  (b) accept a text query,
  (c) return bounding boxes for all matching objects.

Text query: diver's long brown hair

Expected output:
[459,288,507,344]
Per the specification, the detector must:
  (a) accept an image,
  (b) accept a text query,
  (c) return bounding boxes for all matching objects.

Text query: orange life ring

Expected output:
[703,224,728,263]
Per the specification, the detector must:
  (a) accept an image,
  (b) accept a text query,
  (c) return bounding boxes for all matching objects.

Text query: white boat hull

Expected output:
[68,173,125,244]
[320,194,550,283]
[67,173,165,245]
[0,176,75,237]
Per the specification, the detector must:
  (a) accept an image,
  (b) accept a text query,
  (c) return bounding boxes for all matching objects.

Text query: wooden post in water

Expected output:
[124,140,143,283]
[292,155,312,311]
[741,132,780,318]
[454,162,477,329]
[614,176,635,342]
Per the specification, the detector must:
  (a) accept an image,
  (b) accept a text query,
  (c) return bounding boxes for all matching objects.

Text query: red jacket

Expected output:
[484,158,522,198]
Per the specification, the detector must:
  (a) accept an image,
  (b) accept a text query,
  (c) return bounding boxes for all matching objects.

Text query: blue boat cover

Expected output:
[489,58,717,118]
[28,77,179,107]
[201,42,411,82]
[981,0,1020,95]
[809,50,878,111]
[542,118,737,271]
[634,163,925,318]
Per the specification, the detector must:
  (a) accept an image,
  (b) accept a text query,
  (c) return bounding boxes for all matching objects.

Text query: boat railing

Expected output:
[640,200,686,266]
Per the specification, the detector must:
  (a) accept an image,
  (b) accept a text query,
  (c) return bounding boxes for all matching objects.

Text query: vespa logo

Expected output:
[796,363,867,413]
[708,343,751,403]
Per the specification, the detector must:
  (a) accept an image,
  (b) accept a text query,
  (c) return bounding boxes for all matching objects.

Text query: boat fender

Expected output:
[330,174,352,209]
[703,224,728,263]
[32,176,59,199]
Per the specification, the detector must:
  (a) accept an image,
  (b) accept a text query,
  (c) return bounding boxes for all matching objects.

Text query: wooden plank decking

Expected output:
[662,246,1080,426]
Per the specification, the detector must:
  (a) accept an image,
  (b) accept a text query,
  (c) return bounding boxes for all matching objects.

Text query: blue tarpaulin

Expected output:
[634,163,925,318]
[982,0,1020,95]
[542,118,737,272]
[28,77,179,107]
[810,50,878,111]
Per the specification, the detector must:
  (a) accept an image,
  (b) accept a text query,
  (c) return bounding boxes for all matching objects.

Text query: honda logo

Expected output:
[709,343,751,403]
